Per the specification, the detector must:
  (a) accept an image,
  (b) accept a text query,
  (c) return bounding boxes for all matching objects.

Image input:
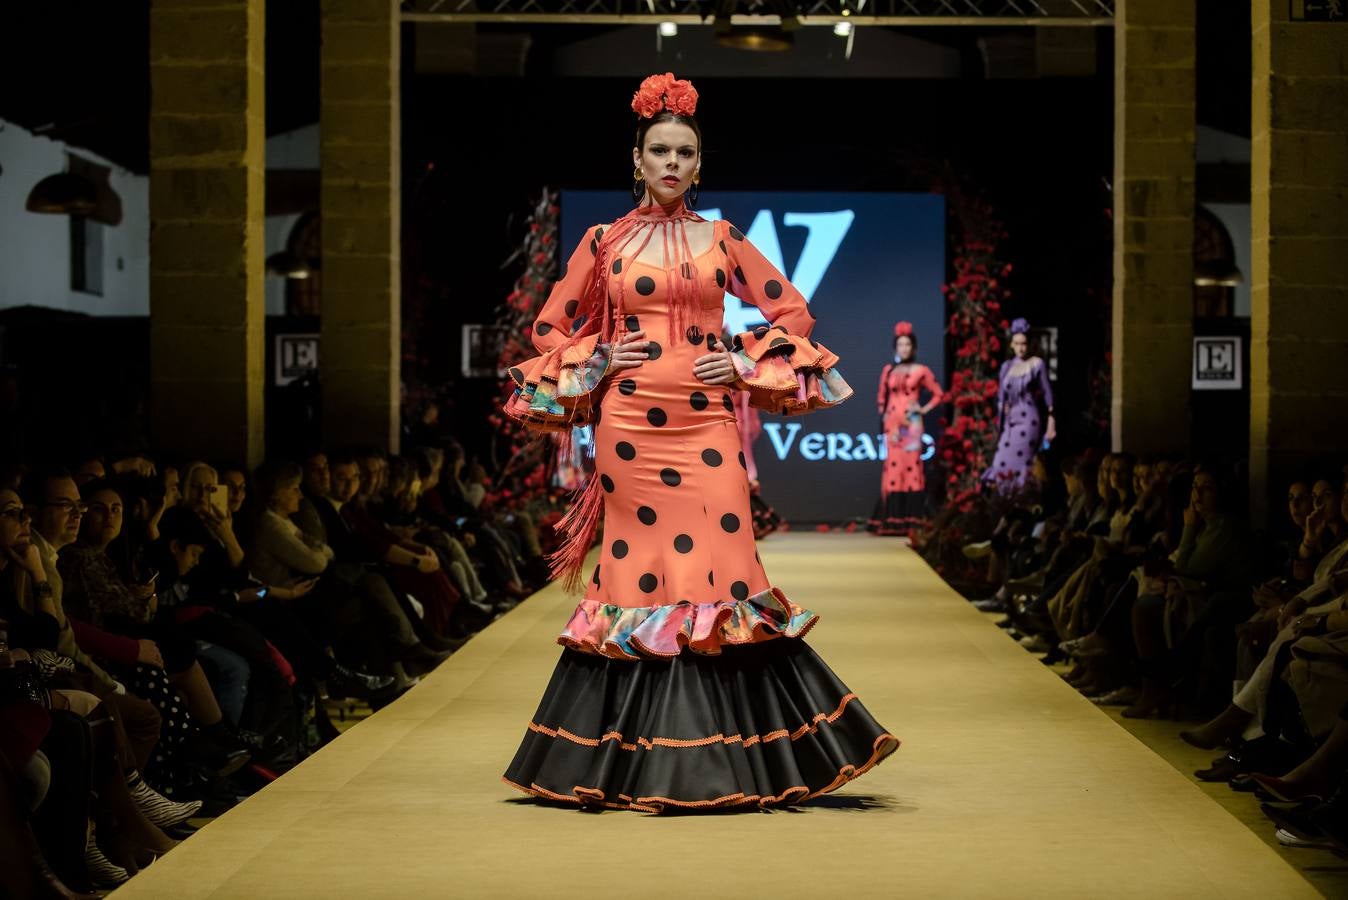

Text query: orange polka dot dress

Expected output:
[502,200,899,812]
[869,361,943,536]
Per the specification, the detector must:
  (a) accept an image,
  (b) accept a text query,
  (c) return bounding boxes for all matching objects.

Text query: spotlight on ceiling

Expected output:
[659,21,678,36]
[714,0,798,52]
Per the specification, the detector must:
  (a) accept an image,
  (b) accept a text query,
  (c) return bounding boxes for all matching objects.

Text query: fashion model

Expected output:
[870,321,943,536]
[500,73,898,812]
[982,317,1056,494]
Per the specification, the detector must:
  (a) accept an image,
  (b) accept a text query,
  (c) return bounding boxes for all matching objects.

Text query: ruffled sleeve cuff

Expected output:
[504,335,611,433]
[728,324,854,416]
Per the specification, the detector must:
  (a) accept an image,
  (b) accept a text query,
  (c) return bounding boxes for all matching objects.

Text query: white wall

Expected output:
[1205,202,1252,318]
[263,124,318,315]
[0,119,150,315]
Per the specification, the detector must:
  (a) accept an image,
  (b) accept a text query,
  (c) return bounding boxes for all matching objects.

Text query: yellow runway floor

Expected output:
[114,533,1318,899]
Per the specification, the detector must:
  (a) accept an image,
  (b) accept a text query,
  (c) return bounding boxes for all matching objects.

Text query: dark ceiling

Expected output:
[0,0,1248,174]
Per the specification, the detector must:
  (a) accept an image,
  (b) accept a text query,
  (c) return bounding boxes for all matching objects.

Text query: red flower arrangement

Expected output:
[632,72,699,119]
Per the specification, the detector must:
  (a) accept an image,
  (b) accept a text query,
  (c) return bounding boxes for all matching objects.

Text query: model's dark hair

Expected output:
[635,111,702,152]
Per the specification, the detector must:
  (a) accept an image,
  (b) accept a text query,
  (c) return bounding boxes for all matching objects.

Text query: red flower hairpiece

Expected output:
[894,321,914,338]
[631,72,699,119]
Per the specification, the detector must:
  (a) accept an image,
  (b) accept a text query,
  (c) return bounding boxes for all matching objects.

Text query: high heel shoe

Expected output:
[84,829,129,889]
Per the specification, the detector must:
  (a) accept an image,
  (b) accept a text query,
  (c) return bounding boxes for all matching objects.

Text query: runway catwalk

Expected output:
[113,534,1314,899]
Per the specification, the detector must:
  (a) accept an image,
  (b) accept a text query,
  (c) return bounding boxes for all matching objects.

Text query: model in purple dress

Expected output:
[982,318,1056,494]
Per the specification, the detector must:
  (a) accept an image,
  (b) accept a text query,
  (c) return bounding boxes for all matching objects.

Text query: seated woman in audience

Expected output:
[54,481,249,781]
[249,461,436,690]
[335,449,472,638]
[148,506,296,764]
[1293,473,1347,584]
[1038,454,1138,645]
[385,455,500,617]
[1121,466,1252,718]
[1183,470,1348,751]
[0,691,97,899]
[435,442,539,598]
[1232,477,1319,703]
[23,467,248,798]
[0,487,190,888]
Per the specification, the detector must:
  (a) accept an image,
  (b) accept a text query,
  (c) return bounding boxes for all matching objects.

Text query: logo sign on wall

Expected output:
[1192,335,1243,391]
[562,191,946,522]
[275,333,319,387]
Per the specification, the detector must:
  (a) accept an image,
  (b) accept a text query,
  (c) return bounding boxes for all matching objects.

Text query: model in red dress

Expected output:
[869,322,944,536]
[500,74,898,812]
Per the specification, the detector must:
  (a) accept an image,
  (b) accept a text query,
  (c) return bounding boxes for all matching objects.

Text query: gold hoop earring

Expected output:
[633,167,643,181]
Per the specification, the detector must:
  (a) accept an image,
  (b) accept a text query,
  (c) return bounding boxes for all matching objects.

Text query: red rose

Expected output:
[632,73,675,118]
[664,78,699,116]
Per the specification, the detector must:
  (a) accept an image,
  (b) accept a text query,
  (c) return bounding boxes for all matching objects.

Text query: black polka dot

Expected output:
[734,265,746,285]
[674,534,694,553]
[612,259,623,274]
[721,513,740,533]
[690,391,709,411]
[635,276,656,295]
[660,468,681,486]
[639,573,658,593]
[590,239,598,255]
[753,326,769,339]
[646,341,662,361]
[702,448,723,466]
[730,581,749,601]
[708,570,715,585]
[612,540,629,559]
[738,451,747,469]
[564,299,580,317]
[600,474,615,493]
[571,314,588,333]
[715,269,727,288]
[595,227,605,241]
[638,506,657,525]
[625,314,639,332]
[723,394,735,412]
[616,441,636,461]
[729,225,745,241]
[764,280,783,299]
[686,325,703,345]
[769,336,789,348]
[706,334,718,350]
[647,408,668,427]
[719,240,727,254]
[508,366,524,383]
[592,565,601,586]
[618,378,637,396]
[536,322,553,335]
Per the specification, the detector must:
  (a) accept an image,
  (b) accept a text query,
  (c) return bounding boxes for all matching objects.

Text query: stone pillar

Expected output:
[149,0,266,466]
[1250,4,1348,525]
[320,0,402,452]
[1111,0,1196,454]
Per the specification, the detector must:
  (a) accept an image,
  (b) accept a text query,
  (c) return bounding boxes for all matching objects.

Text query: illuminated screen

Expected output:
[562,191,946,522]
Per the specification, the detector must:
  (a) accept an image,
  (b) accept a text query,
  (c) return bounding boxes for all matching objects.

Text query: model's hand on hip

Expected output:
[609,330,649,373]
[693,336,737,385]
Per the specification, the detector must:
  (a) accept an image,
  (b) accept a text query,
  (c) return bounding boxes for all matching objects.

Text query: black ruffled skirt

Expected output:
[503,638,898,812]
